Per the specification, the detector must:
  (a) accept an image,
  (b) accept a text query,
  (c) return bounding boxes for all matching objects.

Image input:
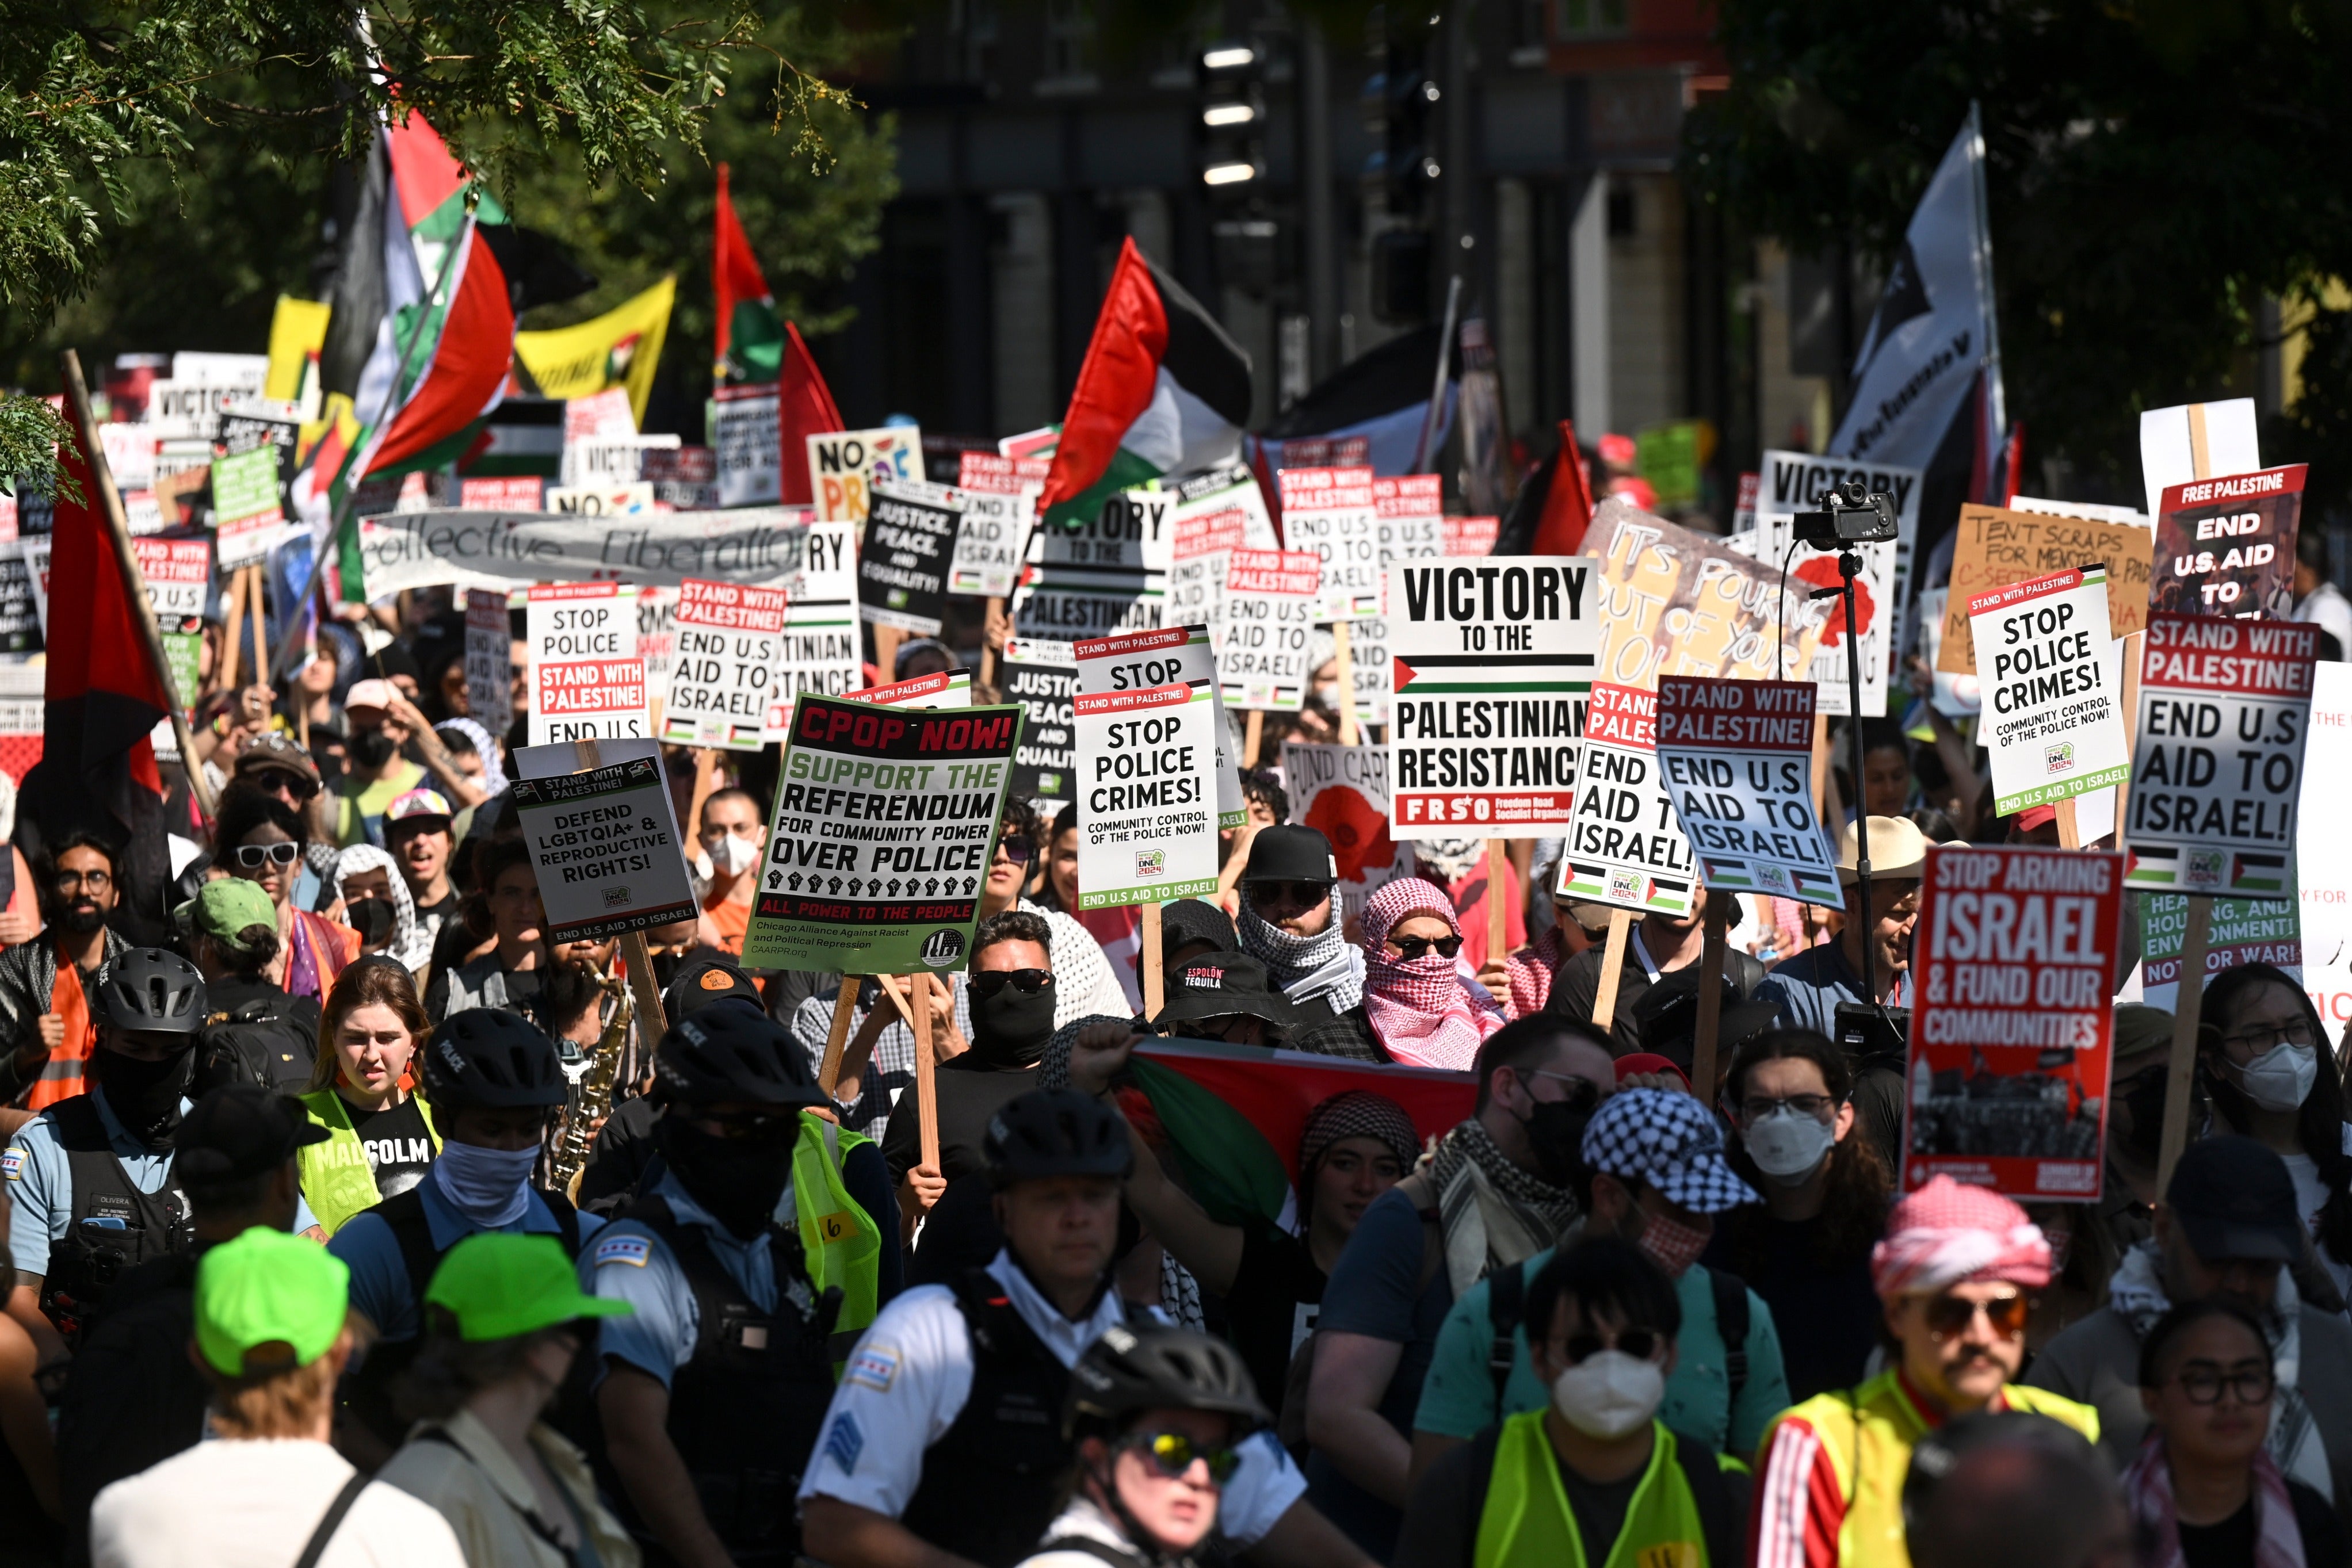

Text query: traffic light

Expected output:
[1379,32,1441,224]
[1198,40,1265,191]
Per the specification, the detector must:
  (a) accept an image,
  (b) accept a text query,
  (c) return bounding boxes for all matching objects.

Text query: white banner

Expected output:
[356,507,805,598]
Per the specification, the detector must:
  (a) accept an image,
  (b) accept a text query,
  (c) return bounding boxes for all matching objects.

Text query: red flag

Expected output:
[1529,418,1597,556]
[778,320,844,506]
[45,424,170,797]
[713,163,783,383]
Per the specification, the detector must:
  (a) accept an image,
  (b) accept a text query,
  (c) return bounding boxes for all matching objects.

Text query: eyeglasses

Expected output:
[1552,1328,1664,1365]
[52,869,111,891]
[2220,1020,2317,1055]
[1738,1094,1836,1122]
[2169,1362,2275,1406]
[1388,934,1463,961]
[993,833,1034,864]
[232,843,300,869]
[1922,1290,2031,1341]
[1122,1431,1240,1485]
[969,968,1053,999]
[1249,879,1334,908]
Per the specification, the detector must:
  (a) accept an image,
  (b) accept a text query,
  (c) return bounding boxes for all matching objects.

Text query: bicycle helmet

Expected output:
[651,1008,825,1108]
[94,949,207,1035]
[983,1088,1133,1189]
[1064,1322,1271,1440]
[422,1008,567,1109]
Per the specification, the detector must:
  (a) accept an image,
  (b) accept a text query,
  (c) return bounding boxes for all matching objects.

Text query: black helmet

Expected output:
[983,1088,1132,1189]
[651,1008,825,1109]
[1064,1322,1272,1440]
[422,1008,567,1109]
[94,949,207,1036]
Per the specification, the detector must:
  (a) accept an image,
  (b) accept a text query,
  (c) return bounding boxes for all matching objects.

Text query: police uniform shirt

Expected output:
[329,1162,602,1343]
[583,1169,790,1386]
[5,1095,319,1277]
[796,1247,1306,1546]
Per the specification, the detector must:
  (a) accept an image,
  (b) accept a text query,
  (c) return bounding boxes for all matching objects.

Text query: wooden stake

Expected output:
[911,966,940,1172]
[2157,895,2213,1193]
[1690,902,1729,1101]
[1484,839,1508,964]
[2055,797,2082,850]
[817,973,861,1097]
[245,565,268,688]
[2114,632,2145,833]
[2187,402,2212,485]
[1140,901,1165,1019]
[1244,708,1264,768]
[1810,712,1832,828]
[219,568,247,692]
[831,983,900,1106]
[1332,621,1360,747]
[874,624,904,684]
[1591,909,1634,1031]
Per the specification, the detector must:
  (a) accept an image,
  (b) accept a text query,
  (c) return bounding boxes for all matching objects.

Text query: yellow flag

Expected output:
[266,296,333,405]
[513,276,676,427]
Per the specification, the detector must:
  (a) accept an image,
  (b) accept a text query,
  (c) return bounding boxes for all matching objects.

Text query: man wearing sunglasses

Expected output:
[0,831,128,1111]
[1751,1175,2097,1568]
[1234,826,1378,1059]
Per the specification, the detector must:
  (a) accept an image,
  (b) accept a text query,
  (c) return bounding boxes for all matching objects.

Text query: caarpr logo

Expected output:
[920,929,966,968]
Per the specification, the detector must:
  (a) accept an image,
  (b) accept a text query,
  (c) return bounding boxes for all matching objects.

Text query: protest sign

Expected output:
[546,483,654,517]
[662,578,787,749]
[354,506,805,597]
[807,427,923,524]
[857,479,960,636]
[769,520,861,732]
[2296,661,2352,1027]
[713,383,782,507]
[1281,466,1380,620]
[743,694,1022,974]
[457,477,546,511]
[952,452,1047,598]
[562,436,677,492]
[2140,893,2303,1012]
[1002,638,1078,809]
[1373,475,1445,565]
[1013,485,1172,640]
[210,445,289,569]
[2141,398,2261,525]
[465,588,514,729]
[2011,495,2149,530]
[528,583,650,744]
[16,537,51,640]
[1219,550,1321,710]
[1164,465,1277,652]
[130,537,212,624]
[509,739,698,942]
[2153,465,2306,621]
[564,388,636,442]
[1347,618,1393,728]
[1282,741,1404,925]
[636,585,678,699]
[217,410,300,484]
[1906,844,2124,1198]
[1077,625,1242,831]
[1557,682,1697,919]
[1967,566,2131,816]
[1655,677,1842,908]
[0,556,39,655]
[1387,557,1599,838]
[2125,613,2317,897]
[1074,628,1224,908]
[850,669,972,709]
[1444,515,1500,556]
[1936,505,2155,676]
[643,447,719,511]
[1586,499,1823,687]
[1744,449,1923,717]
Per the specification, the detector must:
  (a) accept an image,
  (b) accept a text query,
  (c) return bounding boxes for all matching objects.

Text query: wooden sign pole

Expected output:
[979,597,1003,687]
[911,966,940,1173]
[2055,797,2082,850]
[1244,709,1264,768]
[816,974,861,1097]
[1689,902,1729,1101]
[1810,712,1833,829]
[2156,895,2212,1193]
[1591,909,1634,1032]
[246,565,268,688]
[1332,621,1360,748]
[219,569,248,692]
[873,624,904,683]
[1140,902,1166,1019]
[1484,839,1508,965]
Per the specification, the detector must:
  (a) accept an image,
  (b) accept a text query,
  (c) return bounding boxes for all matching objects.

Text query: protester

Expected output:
[331,680,432,846]
[85,1227,468,1568]
[429,718,503,804]
[1159,897,1240,972]
[1751,1176,2098,1567]
[230,735,334,902]
[1234,825,1378,1057]
[2292,529,2352,660]
[1031,803,1080,915]
[333,844,433,973]
[182,875,314,1092]
[1753,814,1924,1030]
[1357,877,1506,1070]
[214,783,358,1007]
[1547,889,1762,1052]
[423,839,547,1019]
[298,961,441,1237]
[0,832,129,1110]
[1152,950,1299,1047]
[1502,881,1579,1020]
[384,790,461,946]
[1904,1412,2133,1568]
[690,786,763,957]
[1304,1016,1612,1558]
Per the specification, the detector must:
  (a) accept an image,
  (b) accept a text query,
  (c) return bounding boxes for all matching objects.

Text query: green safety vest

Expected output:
[791,1110,883,1374]
[1473,1413,1708,1568]
[297,1089,441,1237]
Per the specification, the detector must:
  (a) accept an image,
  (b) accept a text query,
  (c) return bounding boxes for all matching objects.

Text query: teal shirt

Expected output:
[1410,1244,1791,1459]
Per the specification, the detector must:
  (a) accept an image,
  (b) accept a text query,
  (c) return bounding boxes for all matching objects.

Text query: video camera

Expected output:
[1793,478,1900,548]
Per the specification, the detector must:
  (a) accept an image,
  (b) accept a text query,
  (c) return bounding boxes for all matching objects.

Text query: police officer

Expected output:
[330,1007,599,1454]
[583,1006,894,1567]
[799,1088,1376,1568]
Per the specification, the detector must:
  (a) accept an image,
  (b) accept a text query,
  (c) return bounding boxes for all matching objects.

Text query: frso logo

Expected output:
[921,929,966,968]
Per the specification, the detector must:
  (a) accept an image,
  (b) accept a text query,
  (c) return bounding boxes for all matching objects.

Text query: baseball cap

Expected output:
[425,1232,632,1342]
[1242,825,1339,887]
[1837,815,1931,882]
[1630,969,1780,1072]
[233,732,320,788]
[2167,1134,2305,1263]
[188,877,279,943]
[1581,1087,1759,1214]
[1154,951,1296,1031]
[343,678,399,715]
[2014,804,2060,833]
[194,1227,351,1375]
[663,957,764,1025]
[385,787,454,825]
[175,1083,332,1185]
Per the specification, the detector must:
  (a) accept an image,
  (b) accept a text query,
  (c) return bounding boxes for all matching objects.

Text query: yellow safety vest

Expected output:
[297,1089,440,1237]
[1474,1412,1709,1568]
[792,1110,882,1374]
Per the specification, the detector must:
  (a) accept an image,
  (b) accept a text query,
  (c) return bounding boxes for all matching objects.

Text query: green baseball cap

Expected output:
[194,1227,350,1376]
[425,1232,633,1342]
[191,877,279,943]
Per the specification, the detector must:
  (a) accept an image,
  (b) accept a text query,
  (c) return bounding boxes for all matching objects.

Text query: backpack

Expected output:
[194,999,318,1096]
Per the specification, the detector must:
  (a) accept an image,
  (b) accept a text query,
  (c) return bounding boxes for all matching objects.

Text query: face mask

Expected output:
[1519,1096,1594,1191]
[657,1117,795,1240]
[1633,1207,1711,1278]
[350,728,399,771]
[711,833,761,876]
[1744,1107,1837,1185]
[91,1043,195,1149]
[969,981,1057,1069]
[431,1140,538,1229]
[2239,1042,2318,1115]
[1551,1349,1666,1440]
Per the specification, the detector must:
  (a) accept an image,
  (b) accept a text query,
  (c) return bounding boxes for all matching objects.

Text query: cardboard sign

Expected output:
[1968,566,2131,816]
[210,445,289,569]
[1373,475,1445,567]
[130,537,211,623]
[952,452,1047,598]
[849,669,972,709]
[662,578,788,749]
[2125,612,2317,897]
[1655,676,1843,908]
[713,383,782,508]
[2141,892,2303,1012]
[465,588,513,729]
[1906,844,2124,1198]
[1282,741,1404,926]
[857,479,960,636]
[1937,505,2155,675]
[528,583,650,744]
[1002,638,1078,809]
[2153,465,2306,621]
[1387,557,1601,839]
[1557,682,1697,918]
[1219,550,1321,710]
[1075,628,1224,908]
[1166,465,1277,653]
[1281,466,1380,620]
[1744,449,1925,718]
[744,694,1021,973]
[509,739,698,942]
[807,426,923,524]
[355,507,804,596]
[770,520,862,731]
[1587,499,1823,686]
[1013,485,1173,640]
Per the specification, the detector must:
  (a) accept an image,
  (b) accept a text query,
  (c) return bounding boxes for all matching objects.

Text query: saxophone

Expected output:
[556,969,633,1200]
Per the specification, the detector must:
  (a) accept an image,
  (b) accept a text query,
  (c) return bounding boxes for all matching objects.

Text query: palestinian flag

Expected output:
[1251,323,1455,479]
[1496,419,1597,557]
[1038,238,1253,531]
[714,163,786,383]
[1122,1038,1472,1229]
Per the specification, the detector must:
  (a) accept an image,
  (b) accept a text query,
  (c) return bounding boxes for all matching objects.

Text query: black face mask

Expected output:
[968,982,1057,1069]
[349,727,399,771]
[92,1043,197,1149]
[1519,1094,1595,1191]
[656,1116,795,1240]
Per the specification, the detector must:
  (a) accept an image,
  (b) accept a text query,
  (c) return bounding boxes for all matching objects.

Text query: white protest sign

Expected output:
[1167,473,1262,654]
[769,519,861,735]
[1744,449,1922,717]
[662,578,788,749]
[129,537,211,623]
[545,483,655,517]
[1013,485,1173,640]
[509,737,698,941]
[465,588,514,730]
[1373,475,1445,567]
[1558,682,1697,919]
[2296,661,2352,1028]
[1075,627,1224,908]
[1655,676,1843,909]
[562,437,678,491]
[528,583,651,744]
[1966,565,2130,818]
[17,537,52,638]
[564,388,637,441]
[1280,466,1380,620]
[1281,741,1405,927]
[713,383,782,507]
[2140,399,2259,527]
[1217,550,1320,711]
[807,426,923,524]
[952,452,1046,598]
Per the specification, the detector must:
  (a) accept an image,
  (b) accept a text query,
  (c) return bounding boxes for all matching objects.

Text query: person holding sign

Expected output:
[1752,816,1925,1026]
[1547,889,1762,1054]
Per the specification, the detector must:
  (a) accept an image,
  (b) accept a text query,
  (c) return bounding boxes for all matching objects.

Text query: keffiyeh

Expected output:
[1299,1089,1421,1176]
[332,844,433,972]
[2124,1429,2307,1568]
[1360,877,1503,1070]
[1238,888,1364,1013]
[435,717,507,795]
[1426,1116,1580,1297]
[1505,924,1569,1018]
[1869,1175,2053,1297]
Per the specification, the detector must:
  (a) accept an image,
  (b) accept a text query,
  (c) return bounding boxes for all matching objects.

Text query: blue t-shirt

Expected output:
[329,1161,602,1344]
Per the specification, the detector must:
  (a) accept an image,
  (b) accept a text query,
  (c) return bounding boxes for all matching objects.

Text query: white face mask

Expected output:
[1744,1107,1838,1185]
[1549,1349,1666,1440]
[2239,1041,2318,1114]
[711,832,761,876]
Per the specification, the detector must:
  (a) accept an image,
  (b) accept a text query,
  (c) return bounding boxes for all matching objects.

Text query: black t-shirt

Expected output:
[1700,1213,1881,1402]
[347,1095,437,1199]
[1223,1220,1329,1416]
[879,1057,1039,1186]
[2178,1479,2343,1568]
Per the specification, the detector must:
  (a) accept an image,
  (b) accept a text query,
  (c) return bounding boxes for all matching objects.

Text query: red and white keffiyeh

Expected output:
[1361,877,1504,1070]
[1869,1175,2053,1298]
[2124,1430,2307,1568]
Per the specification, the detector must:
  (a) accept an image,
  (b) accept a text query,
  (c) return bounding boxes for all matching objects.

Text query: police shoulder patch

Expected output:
[593,1234,652,1269]
[1,1147,21,1180]
[822,1410,864,1475]
[846,1343,900,1392]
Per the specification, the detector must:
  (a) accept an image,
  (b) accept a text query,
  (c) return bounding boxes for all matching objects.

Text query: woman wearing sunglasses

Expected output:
[2122,1298,2343,1568]
[1020,1324,1273,1568]
[1358,879,1504,1070]
[215,782,358,1008]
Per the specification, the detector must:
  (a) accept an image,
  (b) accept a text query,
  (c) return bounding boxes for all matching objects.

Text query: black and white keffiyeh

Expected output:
[1238,888,1364,1013]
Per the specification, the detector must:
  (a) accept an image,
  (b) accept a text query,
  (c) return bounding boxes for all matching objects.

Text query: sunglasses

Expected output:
[233,843,301,869]
[1388,934,1463,961]
[1123,1431,1240,1484]
[1923,1290,2031,1341]
[969,968,1054,999]
[253,770,319,802]
[994,833,1034,864]
[1555,1328,1663,1364]
[1250,879,1334,907]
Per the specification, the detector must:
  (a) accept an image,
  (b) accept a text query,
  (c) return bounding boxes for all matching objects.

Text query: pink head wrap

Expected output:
[1360,878,1503,1070]
[1870,1175,2053,1298]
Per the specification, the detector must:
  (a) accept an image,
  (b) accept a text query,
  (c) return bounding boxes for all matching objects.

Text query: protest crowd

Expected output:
[7,97,2352,1568]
